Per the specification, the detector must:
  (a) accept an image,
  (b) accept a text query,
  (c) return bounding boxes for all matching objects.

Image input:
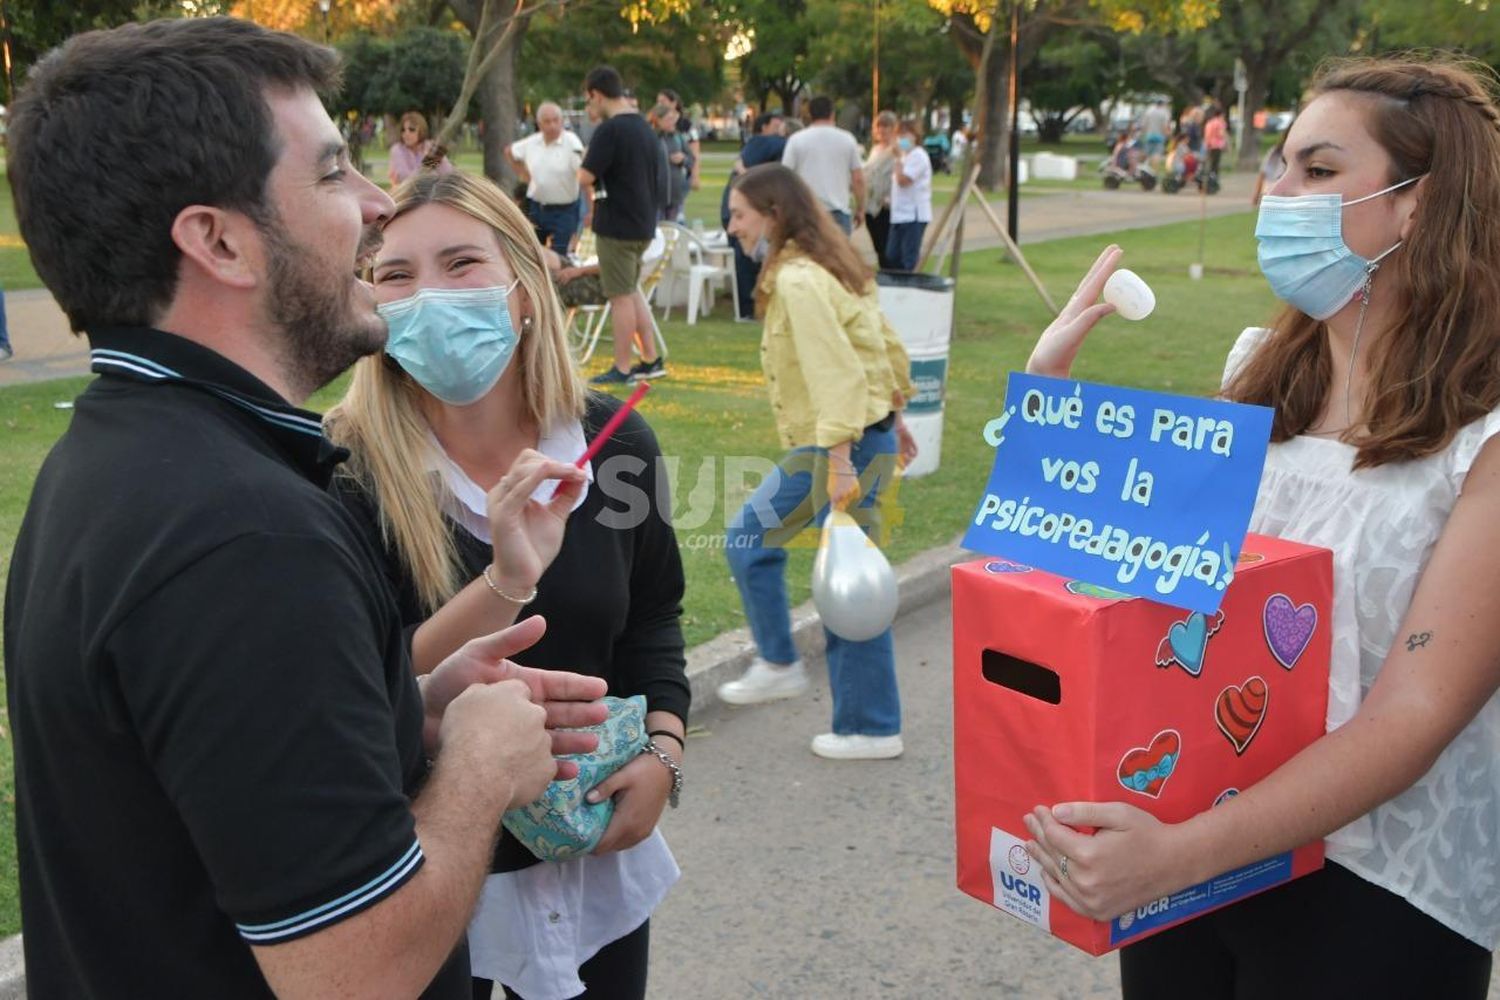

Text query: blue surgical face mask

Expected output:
[898,136,913,151]
[1255,176,1420,320]
[379,282,521,406]
[749,235,770,263]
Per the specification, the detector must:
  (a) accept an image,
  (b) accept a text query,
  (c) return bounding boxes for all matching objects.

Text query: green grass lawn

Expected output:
[0,210,1276,936]
[0,164,41,292]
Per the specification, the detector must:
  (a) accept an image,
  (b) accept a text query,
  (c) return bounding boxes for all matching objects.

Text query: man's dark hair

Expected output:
[755,111,784,134]
[7,17,339,333]
[808,96,835,121]
[585,65,624,100]
[658,87,681,111]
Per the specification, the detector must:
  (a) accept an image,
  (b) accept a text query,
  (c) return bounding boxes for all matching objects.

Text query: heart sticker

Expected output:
[1215,676,1268,755]
[1116,729,1181,798]
[1154,610,1225,677]
[1065,580,1135,601]
[1263,594,1317,669]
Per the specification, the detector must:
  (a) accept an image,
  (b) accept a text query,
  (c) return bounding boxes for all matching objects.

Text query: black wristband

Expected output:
[648,729,684,750]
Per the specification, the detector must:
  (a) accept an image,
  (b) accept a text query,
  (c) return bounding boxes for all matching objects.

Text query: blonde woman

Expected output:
[327,170,686,1000]
[388,110,453,187]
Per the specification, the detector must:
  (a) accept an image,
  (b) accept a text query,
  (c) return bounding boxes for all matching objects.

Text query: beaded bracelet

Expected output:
[482,563,538,605]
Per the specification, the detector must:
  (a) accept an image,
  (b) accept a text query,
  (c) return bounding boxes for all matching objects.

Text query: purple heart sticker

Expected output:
[1263,594,1317,669]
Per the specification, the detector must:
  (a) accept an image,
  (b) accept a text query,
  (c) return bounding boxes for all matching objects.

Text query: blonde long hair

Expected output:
[326,170,586,614]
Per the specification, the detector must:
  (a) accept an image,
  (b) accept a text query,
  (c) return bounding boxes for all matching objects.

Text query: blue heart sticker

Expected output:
[1167,614,1209,677]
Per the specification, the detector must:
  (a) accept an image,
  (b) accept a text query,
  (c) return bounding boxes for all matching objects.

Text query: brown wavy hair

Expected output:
[730,163,874,316]
[1223,55,1500,468]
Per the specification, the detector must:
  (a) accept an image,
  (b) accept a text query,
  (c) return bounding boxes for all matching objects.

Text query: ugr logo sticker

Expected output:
[989,827,1050,930]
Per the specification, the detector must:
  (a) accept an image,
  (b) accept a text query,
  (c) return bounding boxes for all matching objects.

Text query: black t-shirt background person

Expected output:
[578,64,669,387]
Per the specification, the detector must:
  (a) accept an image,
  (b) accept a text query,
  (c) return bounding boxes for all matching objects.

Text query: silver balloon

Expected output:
[811,510,899,642]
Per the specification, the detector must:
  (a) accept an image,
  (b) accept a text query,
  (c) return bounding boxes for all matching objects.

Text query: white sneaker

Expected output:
[716,658,809,705]
[810,733,904,760]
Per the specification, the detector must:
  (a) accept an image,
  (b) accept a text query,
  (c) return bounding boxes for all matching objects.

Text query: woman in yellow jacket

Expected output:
[716,162,918,760]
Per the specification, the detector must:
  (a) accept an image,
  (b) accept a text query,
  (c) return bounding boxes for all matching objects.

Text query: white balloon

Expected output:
[811,510,899,642]
[1103,268,1156,321]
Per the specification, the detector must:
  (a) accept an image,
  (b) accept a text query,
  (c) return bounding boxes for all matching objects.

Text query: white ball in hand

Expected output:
[1103,268,1156,321]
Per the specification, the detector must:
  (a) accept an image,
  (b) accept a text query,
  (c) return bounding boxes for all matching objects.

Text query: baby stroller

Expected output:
[1100,133,1157,191]
[923,133,951,174]
[1161,141,1220,195]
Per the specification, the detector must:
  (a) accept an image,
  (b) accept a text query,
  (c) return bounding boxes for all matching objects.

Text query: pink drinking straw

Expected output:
[575,381,651,468]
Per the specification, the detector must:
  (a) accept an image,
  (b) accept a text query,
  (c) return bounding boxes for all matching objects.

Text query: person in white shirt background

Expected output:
[886,120,932,271]
[780,94,865,236]
[506,101,586,253]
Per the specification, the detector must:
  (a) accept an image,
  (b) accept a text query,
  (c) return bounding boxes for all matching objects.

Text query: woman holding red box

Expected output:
[1023,56,1500,998]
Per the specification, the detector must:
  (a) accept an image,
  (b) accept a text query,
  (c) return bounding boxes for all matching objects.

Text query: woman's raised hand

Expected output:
[485,449,588,597]
[1025,245,1123,379]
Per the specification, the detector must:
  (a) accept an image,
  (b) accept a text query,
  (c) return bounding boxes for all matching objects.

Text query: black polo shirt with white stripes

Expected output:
[3,327,466,997]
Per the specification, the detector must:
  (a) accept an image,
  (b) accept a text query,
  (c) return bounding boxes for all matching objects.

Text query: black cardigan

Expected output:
[335,391,689,870]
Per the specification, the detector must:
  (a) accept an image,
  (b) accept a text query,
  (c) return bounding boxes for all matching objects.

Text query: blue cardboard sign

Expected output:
[963,373,1273,614]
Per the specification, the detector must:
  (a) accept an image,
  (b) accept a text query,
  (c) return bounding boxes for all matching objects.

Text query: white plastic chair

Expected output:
[657,221,738,325]
[566,227,677,364]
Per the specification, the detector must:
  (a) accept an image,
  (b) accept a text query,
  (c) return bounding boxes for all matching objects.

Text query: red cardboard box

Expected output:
[952,532,1331,955]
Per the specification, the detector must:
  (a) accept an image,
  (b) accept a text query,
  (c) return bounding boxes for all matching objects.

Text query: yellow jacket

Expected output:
[760,250,916,450]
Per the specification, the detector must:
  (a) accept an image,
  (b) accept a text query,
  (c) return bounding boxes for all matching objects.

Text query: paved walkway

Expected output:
[0,290,92,388]
[649,594,1125,999]
[0,173,1255,389]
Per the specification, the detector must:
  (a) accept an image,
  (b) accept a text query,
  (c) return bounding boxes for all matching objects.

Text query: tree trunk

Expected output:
[1235,63,1271,171]
[478,14,528,188]
[976,45,1009,191]
[444,0,536,186]
[1038,116,1066,144]
[774,81,800,117]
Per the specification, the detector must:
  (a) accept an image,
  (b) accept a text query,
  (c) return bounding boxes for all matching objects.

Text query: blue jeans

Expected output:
[724,427,902,736]
[829,209,853,236]
[887,221,927,271]
[731,237,759,320]
[528,200,579,252]
[0,287,9,351]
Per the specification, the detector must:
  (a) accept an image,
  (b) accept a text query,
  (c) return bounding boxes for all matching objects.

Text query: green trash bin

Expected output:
[876,271,955,478]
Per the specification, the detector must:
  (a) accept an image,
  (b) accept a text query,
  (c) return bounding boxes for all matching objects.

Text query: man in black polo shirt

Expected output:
[579,64,669,387]
[2,18,607,998]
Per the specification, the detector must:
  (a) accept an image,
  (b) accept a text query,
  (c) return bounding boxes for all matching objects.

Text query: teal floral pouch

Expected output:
[501,694,647,862]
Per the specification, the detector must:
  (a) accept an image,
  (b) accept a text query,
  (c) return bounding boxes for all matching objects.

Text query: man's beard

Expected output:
[261,222,387,401]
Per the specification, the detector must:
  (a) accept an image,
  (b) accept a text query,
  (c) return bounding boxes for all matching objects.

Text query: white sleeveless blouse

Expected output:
[1226,327,1500,949]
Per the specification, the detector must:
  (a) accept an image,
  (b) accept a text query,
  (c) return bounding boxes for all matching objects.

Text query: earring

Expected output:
[522,315,534,330]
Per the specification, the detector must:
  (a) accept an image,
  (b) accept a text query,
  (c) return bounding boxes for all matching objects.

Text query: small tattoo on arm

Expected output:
[1406,631,1434,652]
